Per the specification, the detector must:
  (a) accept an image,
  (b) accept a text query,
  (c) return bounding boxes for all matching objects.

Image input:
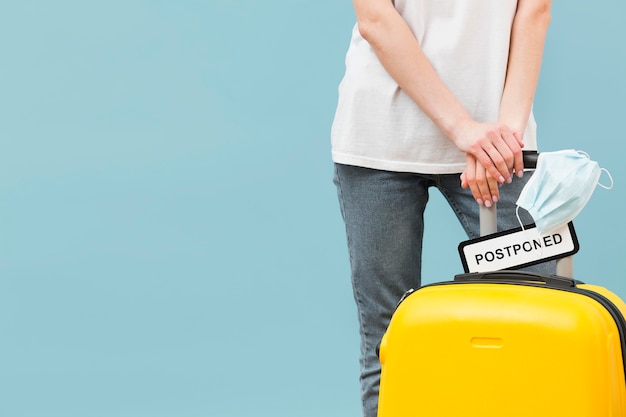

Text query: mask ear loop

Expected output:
[598,168,614,190]
[515,205,525,231]
[515,205,546,257]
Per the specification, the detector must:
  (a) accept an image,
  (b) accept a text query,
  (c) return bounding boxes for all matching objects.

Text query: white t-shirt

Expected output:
[331,0,537,174]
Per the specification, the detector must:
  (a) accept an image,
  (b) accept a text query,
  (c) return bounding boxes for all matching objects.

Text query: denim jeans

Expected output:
[333,163,555,417]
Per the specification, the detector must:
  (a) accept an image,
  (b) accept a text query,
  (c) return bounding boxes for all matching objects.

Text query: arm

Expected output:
[462,0,552,205]
[499,0,552,134]
[353,0,522,184]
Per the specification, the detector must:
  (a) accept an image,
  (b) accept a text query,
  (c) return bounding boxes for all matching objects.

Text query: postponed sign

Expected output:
[458,222,579,273]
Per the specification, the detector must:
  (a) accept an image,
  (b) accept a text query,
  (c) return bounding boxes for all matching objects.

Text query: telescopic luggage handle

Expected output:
[521,150,538,169]
[479,150,574,278]
[479,150,537,235]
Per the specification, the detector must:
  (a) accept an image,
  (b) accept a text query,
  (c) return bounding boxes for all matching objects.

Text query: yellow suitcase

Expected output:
[377,271,626,417]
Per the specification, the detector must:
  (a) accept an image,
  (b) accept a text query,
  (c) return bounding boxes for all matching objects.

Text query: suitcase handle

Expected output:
[454,270,576,288]
[479,150,537,235]
[521,150,538,169]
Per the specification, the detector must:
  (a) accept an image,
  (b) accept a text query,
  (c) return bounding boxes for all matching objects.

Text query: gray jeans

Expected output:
[333,163,555,417]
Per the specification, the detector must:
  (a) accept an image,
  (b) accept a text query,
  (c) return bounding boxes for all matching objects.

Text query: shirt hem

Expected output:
[331,151,466,175]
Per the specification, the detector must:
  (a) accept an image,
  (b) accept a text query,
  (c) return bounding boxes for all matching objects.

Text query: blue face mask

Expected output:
[516,149,613,235]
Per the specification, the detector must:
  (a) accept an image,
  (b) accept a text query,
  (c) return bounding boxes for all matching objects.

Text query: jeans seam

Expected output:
[333,165,369,362]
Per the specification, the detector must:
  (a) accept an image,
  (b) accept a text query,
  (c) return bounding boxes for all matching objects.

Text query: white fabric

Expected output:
[331,0,537,174]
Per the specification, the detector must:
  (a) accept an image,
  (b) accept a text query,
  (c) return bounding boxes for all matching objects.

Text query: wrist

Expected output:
[446,114,475,150]
[498,115,526,140]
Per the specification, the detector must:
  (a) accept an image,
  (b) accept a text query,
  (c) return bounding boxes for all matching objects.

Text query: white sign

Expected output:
[458,222,579,273]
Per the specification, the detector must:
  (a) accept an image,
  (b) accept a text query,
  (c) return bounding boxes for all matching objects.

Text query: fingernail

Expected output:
[477,199,483,206]
[499,176,505,184]
[484,200,492,208]
[517,170,524,178]
[492,196,499,203]
[507,176,512,184]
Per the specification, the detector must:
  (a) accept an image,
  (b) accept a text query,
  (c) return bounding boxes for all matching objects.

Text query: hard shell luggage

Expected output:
[377,152,626,417]
[377,272,626,416]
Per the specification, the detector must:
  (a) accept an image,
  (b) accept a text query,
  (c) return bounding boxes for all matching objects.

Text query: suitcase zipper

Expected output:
[573,287,626,375]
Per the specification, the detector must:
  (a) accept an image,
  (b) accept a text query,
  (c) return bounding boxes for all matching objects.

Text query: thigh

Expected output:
[334,164,431,320]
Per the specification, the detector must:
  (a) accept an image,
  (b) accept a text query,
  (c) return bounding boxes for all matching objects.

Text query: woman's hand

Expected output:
[460,151,517,207]
[452,120,525,187]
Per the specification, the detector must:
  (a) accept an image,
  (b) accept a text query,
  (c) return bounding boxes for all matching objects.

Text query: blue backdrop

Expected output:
[1,1,624,416]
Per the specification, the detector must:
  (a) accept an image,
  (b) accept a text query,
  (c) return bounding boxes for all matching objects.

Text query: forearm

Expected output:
[354,0,472,143]
[499,0,552,135]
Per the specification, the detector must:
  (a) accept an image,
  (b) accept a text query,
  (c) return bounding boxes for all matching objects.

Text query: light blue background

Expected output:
[1,1,624,416]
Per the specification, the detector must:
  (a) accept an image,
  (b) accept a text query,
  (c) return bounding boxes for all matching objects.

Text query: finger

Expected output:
[486,173,500,204]
[468,128,510,184]
[512,130,524,147]
[482,129,516,183]
[512,131,525,177]
[498,128,524,178]
[460,171,468,189]
[492,139,515,183]
[476,145,507,185]
[474,164,494,207]
[478,172,500,208]
[464,155,482,204]
[463,156,476,192]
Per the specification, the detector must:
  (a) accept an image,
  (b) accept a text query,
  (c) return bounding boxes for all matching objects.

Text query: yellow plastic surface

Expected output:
[378,283,626,417]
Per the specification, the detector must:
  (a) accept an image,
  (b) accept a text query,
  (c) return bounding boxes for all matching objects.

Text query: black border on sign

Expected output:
[457,222,580,273]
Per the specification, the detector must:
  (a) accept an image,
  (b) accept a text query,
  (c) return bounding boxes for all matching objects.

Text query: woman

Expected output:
[331,1,553,416]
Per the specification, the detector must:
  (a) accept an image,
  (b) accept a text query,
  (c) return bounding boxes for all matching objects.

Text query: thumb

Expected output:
[460,171,469,189]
